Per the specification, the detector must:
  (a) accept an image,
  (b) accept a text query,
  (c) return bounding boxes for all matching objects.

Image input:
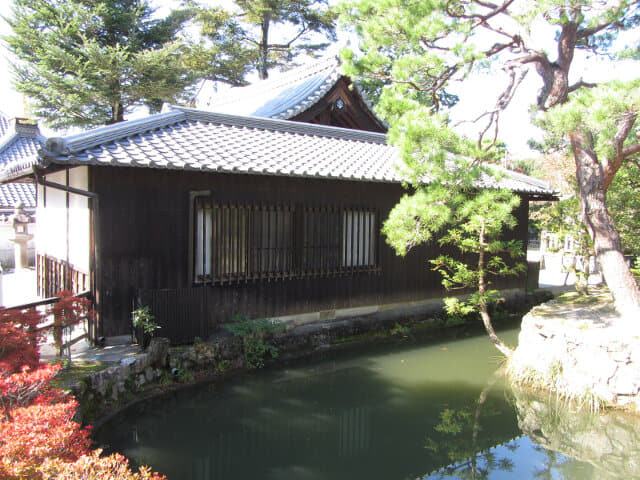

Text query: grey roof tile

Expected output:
[196,56,341,119]
[0,113,11,139]
[0,182,35,208]
[0,116,45,181]
[2,106,553,197]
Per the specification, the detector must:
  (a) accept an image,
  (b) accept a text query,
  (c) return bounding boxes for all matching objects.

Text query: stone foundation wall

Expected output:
[78,338,171,402]
[78,288,552,422]
[508,292,640,411]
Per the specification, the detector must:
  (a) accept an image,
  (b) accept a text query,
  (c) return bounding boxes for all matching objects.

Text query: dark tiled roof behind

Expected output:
[196,56,341,120]
[1,136,42,169]
[0,114,44,181]
[0,113,10,139]
[0,182,35,208]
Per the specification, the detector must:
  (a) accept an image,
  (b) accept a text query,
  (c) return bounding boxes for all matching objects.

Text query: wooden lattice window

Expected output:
[194,198,378,284]
[342,209,377,269]
[194,199,294,283]
[302,206,342,274]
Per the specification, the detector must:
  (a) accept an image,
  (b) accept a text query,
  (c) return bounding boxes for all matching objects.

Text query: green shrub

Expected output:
[632,257,640,281]
[227,316,281,369]
[132,306,161,336]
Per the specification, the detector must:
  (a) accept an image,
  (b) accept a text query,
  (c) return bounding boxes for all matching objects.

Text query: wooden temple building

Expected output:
[0,56,554,341]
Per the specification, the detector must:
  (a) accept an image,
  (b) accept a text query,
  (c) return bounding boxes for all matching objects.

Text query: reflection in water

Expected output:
[94,327,602,480]
[423,373,593,480]
[512,386,640,479]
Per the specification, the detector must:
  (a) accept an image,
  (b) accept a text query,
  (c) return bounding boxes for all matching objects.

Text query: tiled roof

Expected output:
[0,115,45,182]
[40,107,398,181]
[195,56,343,120]
[0,182,35,209]
[0,112,10,139]
[29,106,553,197]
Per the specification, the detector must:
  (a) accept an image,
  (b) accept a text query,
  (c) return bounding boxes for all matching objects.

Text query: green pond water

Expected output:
[94,326,627,479]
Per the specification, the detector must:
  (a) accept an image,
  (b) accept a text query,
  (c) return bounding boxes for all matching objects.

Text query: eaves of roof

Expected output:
[24,106,555,198]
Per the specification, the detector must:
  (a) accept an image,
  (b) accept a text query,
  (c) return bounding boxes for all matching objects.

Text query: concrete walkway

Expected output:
[40,334,142,364]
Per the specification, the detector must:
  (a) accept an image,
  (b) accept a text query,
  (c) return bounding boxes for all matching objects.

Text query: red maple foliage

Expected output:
[51,290,93,355]
[0,306,43,371]
[0,395,91,478]
[41,450,166,480]
[0,296,166,480]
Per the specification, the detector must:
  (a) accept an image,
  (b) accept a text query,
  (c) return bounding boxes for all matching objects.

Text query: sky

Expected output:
[0,1,638,157]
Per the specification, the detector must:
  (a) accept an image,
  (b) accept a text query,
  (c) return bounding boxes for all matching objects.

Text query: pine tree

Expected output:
[196,0,337,80]
[380,110,523,356]
[341,0,640,318]
[5,0,241,128]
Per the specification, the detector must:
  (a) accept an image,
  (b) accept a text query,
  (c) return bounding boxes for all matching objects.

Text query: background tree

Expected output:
[196,0,337,80]
[5,0,241,128]
[608,160,640,257]
[187,9,253,88]
[341,0,640,316]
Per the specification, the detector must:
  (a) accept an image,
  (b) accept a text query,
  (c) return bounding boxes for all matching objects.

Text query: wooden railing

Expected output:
[6,290,94,363]
[37,254,90,299]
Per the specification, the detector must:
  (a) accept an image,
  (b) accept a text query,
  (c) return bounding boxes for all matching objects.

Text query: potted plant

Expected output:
[132,305,161,349]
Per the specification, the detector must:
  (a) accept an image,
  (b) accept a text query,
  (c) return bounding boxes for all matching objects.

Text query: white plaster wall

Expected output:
[69,167,90,272]
[36,167,90,272]
[38,170,67,261]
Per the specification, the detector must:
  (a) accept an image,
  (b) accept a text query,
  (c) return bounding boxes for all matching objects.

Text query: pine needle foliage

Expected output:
[5,0,204,128]
[195,0,337,80]
[377,110,525,356]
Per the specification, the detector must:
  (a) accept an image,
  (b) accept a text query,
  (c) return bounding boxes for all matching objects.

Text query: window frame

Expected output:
[193,197,380,285]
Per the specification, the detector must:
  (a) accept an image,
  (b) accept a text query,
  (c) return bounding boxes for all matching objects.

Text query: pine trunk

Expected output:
[478,225,513,357]
[532,23,640,317]
[570,131,640,317]
[258,15,270,80]
[479,306,513,357]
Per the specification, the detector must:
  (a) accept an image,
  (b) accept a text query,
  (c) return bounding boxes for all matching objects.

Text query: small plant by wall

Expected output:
[132,306,161,348]
[227,316,282,369]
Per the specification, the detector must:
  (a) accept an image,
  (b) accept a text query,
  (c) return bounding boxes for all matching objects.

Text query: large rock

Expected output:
[509,290,640,411]
[147,337,169,367]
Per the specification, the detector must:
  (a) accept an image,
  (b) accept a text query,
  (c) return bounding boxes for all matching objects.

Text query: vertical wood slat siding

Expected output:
[37,254,90,298]
[95,167,530,337]
[138,288,209,345]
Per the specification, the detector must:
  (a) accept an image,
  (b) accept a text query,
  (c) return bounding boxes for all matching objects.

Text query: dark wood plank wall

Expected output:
[92,166,529,336]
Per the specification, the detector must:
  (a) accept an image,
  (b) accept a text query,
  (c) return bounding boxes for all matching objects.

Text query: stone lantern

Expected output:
[9,202,33,270]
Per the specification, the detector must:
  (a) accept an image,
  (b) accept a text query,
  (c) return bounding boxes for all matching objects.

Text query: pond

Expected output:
[94,325,632,479]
